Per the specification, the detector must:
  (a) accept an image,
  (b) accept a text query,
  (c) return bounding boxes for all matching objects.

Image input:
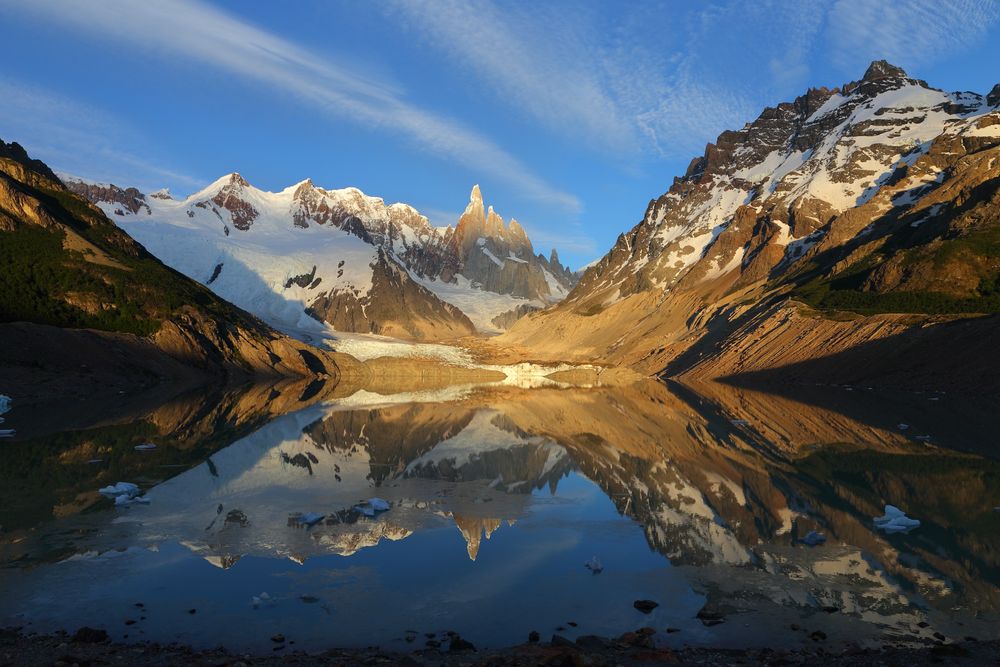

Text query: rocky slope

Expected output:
[0,139,351,388]
[501,62,1000,388]
[66,175,575,338]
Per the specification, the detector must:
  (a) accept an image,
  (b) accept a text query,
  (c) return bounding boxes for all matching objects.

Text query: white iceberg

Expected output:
[134,443,157,451]
[251,592,275,608]
[584,556,603,573]
[354,497,391,516]
[299,512,325,527]
[99,482,140,497]
[0,429,14,438]
[100,482,149,506]
[874,504,920,534]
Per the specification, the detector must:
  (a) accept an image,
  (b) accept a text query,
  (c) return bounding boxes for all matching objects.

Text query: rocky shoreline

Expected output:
[2,628,995,667]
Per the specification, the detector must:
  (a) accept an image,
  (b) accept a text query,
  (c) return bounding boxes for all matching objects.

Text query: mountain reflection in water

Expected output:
[1,377,997,652]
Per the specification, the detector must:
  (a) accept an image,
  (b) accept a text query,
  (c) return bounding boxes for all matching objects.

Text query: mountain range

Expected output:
[64,176,576,340]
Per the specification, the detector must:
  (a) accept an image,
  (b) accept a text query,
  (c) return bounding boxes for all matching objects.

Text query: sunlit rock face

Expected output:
[445,185,565,301]
[501,61,1000,376]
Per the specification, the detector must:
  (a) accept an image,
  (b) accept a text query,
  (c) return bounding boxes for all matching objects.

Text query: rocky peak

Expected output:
[862,60,908,82]
[62,178,150,216]
[457,185,487,234]
[549,248,560,267]
[507,219,532,254]
[227,172,250,188]
[988,83,1000,107]
[842,61,921,99]
[485,205,504,238]
[292,179,314,200]
[1,139,60,183]
[211,173,258,231]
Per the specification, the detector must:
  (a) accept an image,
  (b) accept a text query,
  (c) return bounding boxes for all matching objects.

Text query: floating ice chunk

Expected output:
[251,591,275,608]
[799,531,826,546]
[0,394,10,415]
[897,423,909,430]
[368,498,390,512]
[584,556,603,573]
[874,505,920,533]
[134,443,157,451]
[730,419,749,426]
[104,481,149,507]
[0,429,14,438]
[354,498,390,516]
[99,482,140,498]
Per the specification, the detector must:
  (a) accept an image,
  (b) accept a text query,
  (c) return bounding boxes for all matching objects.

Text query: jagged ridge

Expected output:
[501,61,1000,381]
[66,175,577,337]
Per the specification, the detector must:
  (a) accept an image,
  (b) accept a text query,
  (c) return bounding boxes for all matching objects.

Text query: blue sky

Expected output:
[1,0,998,267]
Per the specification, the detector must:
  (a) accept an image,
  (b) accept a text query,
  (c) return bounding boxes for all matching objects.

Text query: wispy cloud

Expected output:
[384,1,793,160]
[3,0,580,213]
[825,0,1000,72]
[0,79,200,190]
[386,0,638,155]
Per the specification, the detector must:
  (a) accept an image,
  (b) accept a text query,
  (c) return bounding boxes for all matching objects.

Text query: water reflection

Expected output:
[0,377,997,651]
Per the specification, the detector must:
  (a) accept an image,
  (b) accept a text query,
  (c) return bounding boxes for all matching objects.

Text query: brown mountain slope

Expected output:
[497,63,1000,393]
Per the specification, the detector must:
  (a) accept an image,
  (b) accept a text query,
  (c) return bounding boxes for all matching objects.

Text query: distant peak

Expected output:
[988,83,1000,107]
[291,178,315,198]
[226,172,250,188]
[862,60,907,82]
[1,138,60,183]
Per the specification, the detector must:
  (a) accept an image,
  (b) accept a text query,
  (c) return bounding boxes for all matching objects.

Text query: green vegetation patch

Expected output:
[0,225,159,335]
[0,184,257,337]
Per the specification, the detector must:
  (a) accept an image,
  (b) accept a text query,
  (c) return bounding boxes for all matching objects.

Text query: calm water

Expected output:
[1,378,998,652]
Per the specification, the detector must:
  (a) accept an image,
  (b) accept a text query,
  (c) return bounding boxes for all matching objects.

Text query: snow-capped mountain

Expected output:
[0,139,347,381]
[502,61,1000,375]
[65,176,576,339]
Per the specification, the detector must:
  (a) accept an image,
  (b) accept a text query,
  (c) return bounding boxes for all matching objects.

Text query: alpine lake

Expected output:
[1,373,998,654]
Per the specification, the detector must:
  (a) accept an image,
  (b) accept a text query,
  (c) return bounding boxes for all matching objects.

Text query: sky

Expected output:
[0,0,998,268]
